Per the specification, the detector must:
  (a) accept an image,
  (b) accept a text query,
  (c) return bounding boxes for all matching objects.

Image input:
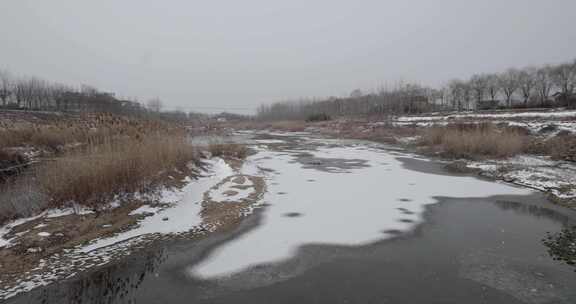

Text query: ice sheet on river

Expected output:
[190,140,532,279]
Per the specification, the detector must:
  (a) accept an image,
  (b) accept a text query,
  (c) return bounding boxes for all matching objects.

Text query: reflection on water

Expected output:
[543,226,576,272]
[494,200,572,225]
[28,249,166,304]
[497,199,576,271]
[10,198,576,304]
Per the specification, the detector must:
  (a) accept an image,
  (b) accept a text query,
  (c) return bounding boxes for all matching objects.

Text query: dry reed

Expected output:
[39,135,198,210]
[419,123,527,159]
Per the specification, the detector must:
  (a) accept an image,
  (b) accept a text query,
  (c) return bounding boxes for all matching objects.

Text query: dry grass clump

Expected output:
[0,124,83,151]
[0,175,46,225]
[349,125,420,144]
[419,123,527,159]
[0,113,202,223]
[537,133,576,162]
[0,149,23,164]
[0,113,187,152]
[0,128,34,150]
[232,120,308,132]
[268,121,307,132]
[39,135,198,210]
[209,143,249,159]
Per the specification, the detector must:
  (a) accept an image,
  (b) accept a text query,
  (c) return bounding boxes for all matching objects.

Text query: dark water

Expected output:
[5,160,576,304]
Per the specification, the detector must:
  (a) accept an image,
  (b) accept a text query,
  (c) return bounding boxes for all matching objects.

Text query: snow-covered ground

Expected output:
[390,109,576,135]
[467,155,576,201]
[206,178,255,203]
[0,208,94,249]
[391,120,576,135]
[397,109,576,122]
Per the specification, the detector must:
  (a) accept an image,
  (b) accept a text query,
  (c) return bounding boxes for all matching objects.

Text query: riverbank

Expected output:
[2,127,575,301]
[0,149,266,299]
[0,111,257,299]
[237,111,576,209]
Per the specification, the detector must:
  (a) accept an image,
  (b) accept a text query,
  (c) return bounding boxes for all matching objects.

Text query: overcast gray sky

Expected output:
[1,0,575,114]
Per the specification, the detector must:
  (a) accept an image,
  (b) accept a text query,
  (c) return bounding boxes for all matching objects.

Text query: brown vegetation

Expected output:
[0,113,210,225]
[418,123,528,159]
[0,113,186,152]
[0,175,45,225]
[40,135,199,210]
[0,111,254,226]
[535,133,576,162]
[209,143,249,159]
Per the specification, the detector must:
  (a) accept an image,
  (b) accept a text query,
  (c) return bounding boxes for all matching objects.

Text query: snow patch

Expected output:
[128,205,160,216]
[397,110,576,122]
[207,180,254,203]
[79,158,233,253]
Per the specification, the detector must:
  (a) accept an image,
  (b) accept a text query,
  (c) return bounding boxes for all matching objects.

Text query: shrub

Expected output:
[0,150,28,181]
[305,113,331,122]
[209,143,249,159]
[543,226,576,270]
[269,121,307,132]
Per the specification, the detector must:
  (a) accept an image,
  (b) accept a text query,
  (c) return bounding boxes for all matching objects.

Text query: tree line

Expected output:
[446,60,575,111]
[257,59,576,120]
[0,69,202,122]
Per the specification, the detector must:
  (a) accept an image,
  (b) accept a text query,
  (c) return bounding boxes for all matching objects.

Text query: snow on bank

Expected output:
[0,158,238,300]
[207,179,254,203]
[391,120,576,135]
[397,110,576,122]
[189,138,531,281]
[468,155,576,200]
[80,158,232,253]
[0,208,94,249]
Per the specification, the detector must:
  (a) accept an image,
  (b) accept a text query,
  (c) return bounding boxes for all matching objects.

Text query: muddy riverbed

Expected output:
[4,131,576,303]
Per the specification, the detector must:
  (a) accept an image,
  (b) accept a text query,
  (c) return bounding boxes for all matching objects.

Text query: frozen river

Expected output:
[6,131,576,303]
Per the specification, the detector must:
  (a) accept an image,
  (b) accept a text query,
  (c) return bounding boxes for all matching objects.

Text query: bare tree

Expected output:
[26,77,48,109]
[436,87,447,111]
[0,70,13,106]
[447,80,464,111]
[485,74,501,103]
[15,78,36,108]
[33,78,52,109]
[147,98,163,112]
[550,61,576,103]
[460,81,473,110]
[350,89,363,98]
[535,66,554,106]
[50,83,72,110]
[14,79,25,108]
[498,69,521,107]
[470,74,488,104]
[518,67,537,106]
